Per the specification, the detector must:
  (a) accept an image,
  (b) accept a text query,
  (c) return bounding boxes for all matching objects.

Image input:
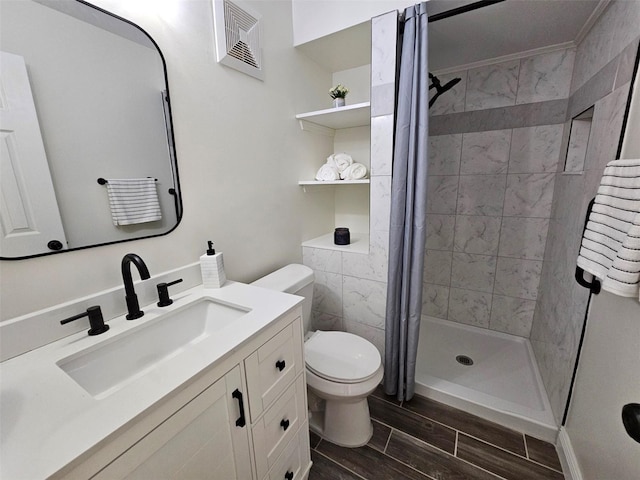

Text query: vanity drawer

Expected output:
[253,374,306,479]
[267,421,311,480]
[245,318,303,421]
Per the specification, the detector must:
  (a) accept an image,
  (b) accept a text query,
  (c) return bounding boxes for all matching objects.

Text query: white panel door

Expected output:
[0,51,67,257]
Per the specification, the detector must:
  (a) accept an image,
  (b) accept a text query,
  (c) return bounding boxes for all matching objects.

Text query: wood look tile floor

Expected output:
[308,386,564,480]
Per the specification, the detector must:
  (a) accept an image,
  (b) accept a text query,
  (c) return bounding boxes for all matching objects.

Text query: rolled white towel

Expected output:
[327,152,353,173]
[315,163,340,181]
[340,162,368,180]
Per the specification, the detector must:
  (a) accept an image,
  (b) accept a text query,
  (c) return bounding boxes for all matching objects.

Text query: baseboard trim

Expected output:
[557,427,583,480]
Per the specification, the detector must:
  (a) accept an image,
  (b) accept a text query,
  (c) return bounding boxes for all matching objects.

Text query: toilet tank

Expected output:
[251,264,314,333]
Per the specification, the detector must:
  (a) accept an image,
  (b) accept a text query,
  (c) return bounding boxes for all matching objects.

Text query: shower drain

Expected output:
[456,355,474,366]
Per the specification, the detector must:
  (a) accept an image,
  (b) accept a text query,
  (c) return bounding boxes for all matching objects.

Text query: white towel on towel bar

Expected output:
[106,178,162,226]
[576,159,640,300]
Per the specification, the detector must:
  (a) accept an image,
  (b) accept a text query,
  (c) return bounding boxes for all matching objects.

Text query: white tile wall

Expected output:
[465,60,519,111]
[516,49,575,104]
[425,49,578,338]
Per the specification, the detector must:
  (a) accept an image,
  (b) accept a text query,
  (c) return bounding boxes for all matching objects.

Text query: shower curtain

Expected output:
[384,3,429,402]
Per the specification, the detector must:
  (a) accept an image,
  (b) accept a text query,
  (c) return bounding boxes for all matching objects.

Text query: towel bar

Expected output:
[97,177,157,184]
[575,197,601,295]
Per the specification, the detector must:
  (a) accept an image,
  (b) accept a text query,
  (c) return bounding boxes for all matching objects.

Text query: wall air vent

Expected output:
[212,0,264,80]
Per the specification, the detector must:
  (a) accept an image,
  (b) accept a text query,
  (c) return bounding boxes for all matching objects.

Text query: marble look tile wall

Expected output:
[532,80,634,425]
[432,48,575,116]
[423,44,579,341]
[530,0,639,424]
[302,11,398,358]
[570,0,640,95]
[424,119,562,337]
[423,42,630,342]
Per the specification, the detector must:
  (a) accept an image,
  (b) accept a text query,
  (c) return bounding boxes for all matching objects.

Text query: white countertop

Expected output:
[0,282,302,479]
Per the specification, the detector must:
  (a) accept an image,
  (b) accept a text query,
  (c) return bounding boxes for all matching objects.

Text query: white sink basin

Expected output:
[57,298,250,398]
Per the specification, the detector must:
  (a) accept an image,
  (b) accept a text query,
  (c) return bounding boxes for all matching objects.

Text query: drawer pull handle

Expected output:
[280,418,290,431]
[232,389,246,427]
[285,471,294,480]
[276,360,286,371]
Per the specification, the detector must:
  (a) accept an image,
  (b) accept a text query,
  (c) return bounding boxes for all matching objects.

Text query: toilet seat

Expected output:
[305,331,381,384]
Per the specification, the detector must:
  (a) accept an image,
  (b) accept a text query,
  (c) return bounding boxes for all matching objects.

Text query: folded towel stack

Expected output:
[576,159,640,300]
[106,178,162,226]
[315,152,368,182]
[341,163,367,180]
[327,152,353,172]
[315,164,340,181]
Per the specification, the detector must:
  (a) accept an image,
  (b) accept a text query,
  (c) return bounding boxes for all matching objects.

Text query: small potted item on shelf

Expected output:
[329,84,349,108]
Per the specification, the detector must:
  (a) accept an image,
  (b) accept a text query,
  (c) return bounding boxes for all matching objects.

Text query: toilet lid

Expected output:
[305,331,381,383]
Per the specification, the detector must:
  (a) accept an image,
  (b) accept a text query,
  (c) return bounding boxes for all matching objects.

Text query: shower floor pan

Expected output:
[414,316,557,442]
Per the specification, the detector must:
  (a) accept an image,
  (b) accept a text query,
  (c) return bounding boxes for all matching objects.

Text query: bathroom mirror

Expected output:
[0,0,181,260]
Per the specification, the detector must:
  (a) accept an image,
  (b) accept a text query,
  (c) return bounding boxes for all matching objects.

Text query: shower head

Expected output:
[429,73,462,109]
[440,77,462,93]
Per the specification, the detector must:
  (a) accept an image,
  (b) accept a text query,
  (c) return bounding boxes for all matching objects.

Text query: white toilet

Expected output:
[252,264,383,447]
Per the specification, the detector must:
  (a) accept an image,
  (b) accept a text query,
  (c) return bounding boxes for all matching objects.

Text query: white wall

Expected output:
[564,292,640,479]
[292,0,414,45]
[0,0,336,320]
[563,55,640,480]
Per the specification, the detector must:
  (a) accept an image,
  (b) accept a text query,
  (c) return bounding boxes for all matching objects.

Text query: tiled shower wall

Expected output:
[530,0,640,424]
[423,47,575,338]
[302,11,398,357]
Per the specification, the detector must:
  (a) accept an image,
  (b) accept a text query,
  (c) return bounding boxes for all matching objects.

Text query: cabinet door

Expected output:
[93,366,252,480]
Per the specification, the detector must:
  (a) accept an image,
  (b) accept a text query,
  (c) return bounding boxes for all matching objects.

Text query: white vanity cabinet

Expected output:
[58,307,310,480]
[92,365,252,479]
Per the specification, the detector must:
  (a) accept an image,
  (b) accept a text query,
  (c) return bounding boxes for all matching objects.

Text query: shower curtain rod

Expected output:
[428,0,505,23]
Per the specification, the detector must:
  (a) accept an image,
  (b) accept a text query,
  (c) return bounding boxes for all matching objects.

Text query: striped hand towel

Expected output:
[576,159,640,300]
[106,178,162,226]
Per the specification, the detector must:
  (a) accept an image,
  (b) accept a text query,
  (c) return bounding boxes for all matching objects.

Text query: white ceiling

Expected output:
[298,0,607,73]
[428,0,605,72]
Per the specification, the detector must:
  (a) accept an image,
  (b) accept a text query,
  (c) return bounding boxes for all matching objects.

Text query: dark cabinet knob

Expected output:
[275,360,286,371]
[284,471,293,480]
[280,418,290,431]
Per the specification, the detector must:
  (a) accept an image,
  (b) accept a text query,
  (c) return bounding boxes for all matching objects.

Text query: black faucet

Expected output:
[121,253,150,320]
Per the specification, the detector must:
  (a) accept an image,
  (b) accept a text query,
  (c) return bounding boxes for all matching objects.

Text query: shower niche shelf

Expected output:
[296,102,371,134]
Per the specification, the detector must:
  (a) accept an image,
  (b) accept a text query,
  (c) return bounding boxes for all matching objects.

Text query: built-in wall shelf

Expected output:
[298,179,370,186]
[296,102,371,135]
[302,232,369,254]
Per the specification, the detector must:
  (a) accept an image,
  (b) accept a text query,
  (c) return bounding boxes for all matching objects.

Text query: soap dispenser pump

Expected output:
[200,240,226,288]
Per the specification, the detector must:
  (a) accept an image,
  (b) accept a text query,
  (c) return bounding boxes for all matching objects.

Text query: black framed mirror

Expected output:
[0,0,181,259]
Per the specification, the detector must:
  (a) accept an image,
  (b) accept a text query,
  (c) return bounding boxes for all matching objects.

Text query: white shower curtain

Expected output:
[384,2,429,402]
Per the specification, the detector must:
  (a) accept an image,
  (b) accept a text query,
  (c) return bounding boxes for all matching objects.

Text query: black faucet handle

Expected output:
[157,278,183,307]
[60,306,109,336]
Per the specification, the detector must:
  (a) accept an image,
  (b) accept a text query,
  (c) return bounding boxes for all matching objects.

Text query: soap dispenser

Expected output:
[200,241,226,288]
